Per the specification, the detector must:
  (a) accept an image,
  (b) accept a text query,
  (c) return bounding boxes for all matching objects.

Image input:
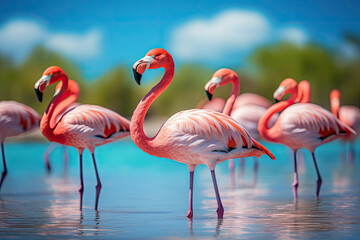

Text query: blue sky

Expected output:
[0,0,359,79]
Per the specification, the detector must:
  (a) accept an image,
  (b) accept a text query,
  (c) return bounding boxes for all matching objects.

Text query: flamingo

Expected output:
[34,66,130,210]
[258,78,355,199]
[131,48,276,218]
[0,101,40,191]
[330,89,360,156]
[44,80,79,172]
[204,70,276,185]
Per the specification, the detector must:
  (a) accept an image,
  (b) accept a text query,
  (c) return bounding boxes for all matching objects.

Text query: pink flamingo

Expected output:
[0,101,40,190]
[131,49,276,218]
[330,89,360,156]
[204,71,276,185]
[34,66,130,210]
[258,78,355,199]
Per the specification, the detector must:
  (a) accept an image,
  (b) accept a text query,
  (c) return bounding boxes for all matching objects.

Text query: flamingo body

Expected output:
[42,104,130,151]
[0,101,40,190]
[197,97,225,113]
[231,104,276,140]
[269,103,354,152]
[233,93,271,109]
[0,101,40,140]
[146,108,274,167]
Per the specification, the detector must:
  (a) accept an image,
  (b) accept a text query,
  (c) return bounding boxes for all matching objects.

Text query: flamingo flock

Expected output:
[0,48,357,219]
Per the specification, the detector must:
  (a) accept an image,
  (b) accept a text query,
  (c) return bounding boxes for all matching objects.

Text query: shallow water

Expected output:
[0,140,359,239]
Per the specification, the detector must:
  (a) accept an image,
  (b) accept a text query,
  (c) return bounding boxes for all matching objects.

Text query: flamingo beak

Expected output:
[132,68,142,85]
[34,74,52,103]
[205,90,213,101]
[35,88,43,102]
[273,86,286,102]
[204,76,222,101]
[132,55,154,85]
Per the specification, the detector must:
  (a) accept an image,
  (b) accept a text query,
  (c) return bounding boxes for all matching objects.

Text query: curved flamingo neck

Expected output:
[222,77,240,116]
[330,95,340,119]
[298,81,311,103]
[52,80,79,125]
[41,75,71,142]
[258,87,298,142]
[130,60,175,153]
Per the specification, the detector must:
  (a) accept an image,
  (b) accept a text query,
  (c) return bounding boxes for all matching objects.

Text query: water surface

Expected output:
[0,140,359,239]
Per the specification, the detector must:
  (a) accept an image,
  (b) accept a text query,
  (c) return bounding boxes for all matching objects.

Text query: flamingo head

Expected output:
[34,66,67,102]
[132,48,173,85]
[273,78,297,102]
[204,68,238,101]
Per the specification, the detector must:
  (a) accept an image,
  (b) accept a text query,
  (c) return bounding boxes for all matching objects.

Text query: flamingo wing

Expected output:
[0,101,40,138]
[280,103,355,142]
[159,109,275,162]
[55,104,130,147]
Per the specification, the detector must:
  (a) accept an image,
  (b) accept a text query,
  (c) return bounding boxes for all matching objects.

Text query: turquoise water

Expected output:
[0,140,359,239]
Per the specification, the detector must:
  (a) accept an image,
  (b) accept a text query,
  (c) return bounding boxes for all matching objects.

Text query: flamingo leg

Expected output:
[91,153,102,211]
[292,150,299,200]
[78,151,84,210]
[186,171,194,218]
[186,164,196,218]
[311,152,322,198]
[210,169,224,218]
[253,158,258,187]
[0,142,7,191]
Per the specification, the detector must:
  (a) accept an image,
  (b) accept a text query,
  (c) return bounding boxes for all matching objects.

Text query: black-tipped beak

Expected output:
[133,68,142,85]
[35,88,43,102]
[205,90,213,101]
[274,98,279,103]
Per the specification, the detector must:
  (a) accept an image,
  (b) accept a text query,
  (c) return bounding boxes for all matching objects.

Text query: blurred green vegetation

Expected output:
[248,41,360,108]
[0,40,359,119]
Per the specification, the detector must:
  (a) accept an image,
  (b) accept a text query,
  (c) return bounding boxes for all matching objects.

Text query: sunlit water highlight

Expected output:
[0,140,359,239]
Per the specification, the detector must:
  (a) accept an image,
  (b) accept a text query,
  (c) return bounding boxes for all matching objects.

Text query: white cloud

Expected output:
[279,27,307,45]
[170,9,308,62]
[46,29,101,60]
[0,19,101,62]
[0,20,46,61]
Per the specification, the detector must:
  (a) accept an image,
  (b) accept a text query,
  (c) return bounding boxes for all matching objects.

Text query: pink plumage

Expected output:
[197,97,225,113]
[0,101,40,190]
[259,78,355,199]
[233,93,271,109]
[0,101,40,139]
[131,49,275,219]
[34,66,130,210]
